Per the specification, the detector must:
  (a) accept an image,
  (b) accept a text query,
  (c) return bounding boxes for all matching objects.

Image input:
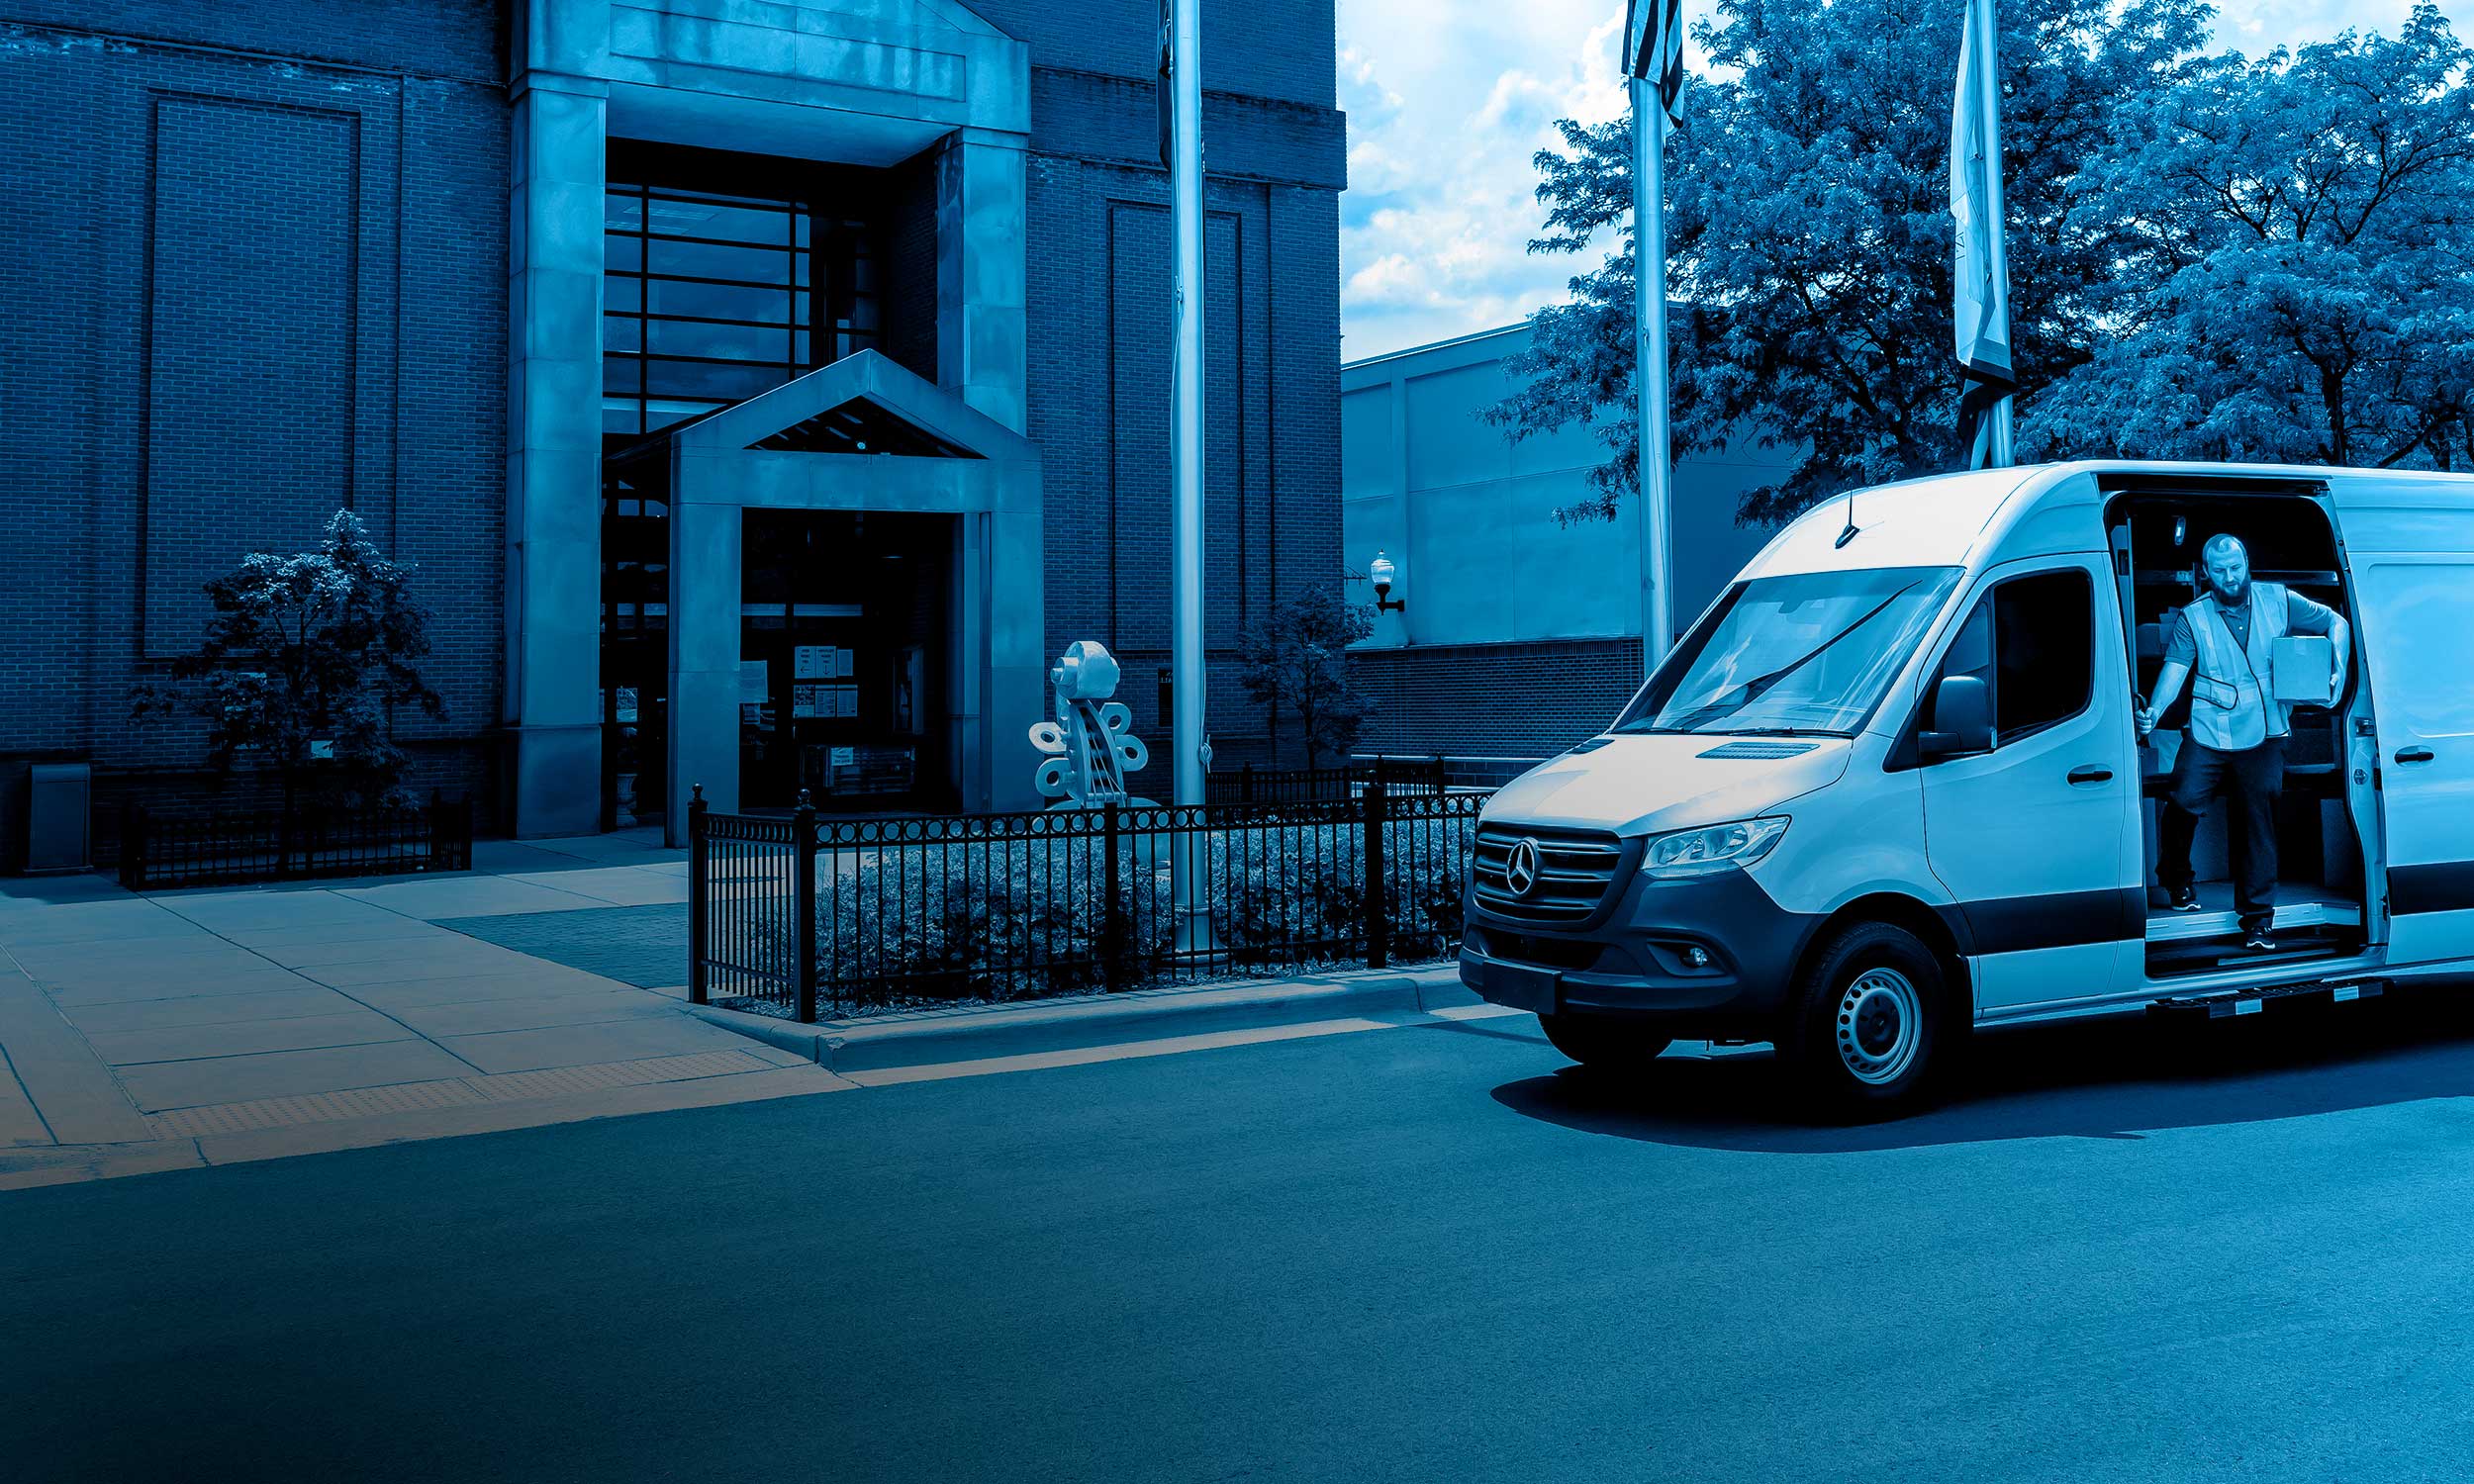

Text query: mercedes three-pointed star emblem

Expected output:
[1505,837,1541,898]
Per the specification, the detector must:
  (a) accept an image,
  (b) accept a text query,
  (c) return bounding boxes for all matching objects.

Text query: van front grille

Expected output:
[1472,824,1625,924]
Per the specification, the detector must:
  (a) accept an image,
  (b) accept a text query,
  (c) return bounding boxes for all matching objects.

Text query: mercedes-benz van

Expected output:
[1461,460,2474,1115]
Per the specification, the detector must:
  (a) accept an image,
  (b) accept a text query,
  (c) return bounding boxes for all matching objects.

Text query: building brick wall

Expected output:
[0,0,1345,842]
[1352,639,1644,761]
[0,7,508,830]
[1021,52,1345,774]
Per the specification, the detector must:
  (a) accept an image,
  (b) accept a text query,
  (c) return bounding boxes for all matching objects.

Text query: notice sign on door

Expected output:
[794,645,854,680]
[792,683,856,719]
[738,660,769,702]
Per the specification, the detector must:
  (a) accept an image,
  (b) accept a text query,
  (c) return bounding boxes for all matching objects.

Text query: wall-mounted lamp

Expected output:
[1370,551,1405,614]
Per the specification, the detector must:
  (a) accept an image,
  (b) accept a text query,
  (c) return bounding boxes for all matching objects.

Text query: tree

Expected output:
[1490,0,2215,525]
[1237,584,1376,771]
[135,510,443,818]
[2026,6,2474,469]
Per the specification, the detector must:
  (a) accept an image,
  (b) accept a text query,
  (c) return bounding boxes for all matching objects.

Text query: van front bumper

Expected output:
[1459,864,1823,1038]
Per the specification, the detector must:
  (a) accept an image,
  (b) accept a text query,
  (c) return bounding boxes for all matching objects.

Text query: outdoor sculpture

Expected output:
[1029,640,1149,806]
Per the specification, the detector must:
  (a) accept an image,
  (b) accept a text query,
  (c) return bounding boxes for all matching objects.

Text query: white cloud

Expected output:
[1334,0,1640,359]
[1334,0,2472,361]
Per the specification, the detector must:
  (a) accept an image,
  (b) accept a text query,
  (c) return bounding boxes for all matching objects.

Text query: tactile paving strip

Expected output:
[151,1079,485,1138]
[148,1049,776,1139]
[463,1050,772,1102]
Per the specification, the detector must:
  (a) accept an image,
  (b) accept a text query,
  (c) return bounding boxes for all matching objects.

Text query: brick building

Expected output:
[0,0,1345,855]
[1342,324,1798,768]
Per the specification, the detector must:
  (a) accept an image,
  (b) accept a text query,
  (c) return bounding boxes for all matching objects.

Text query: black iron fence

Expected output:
[688,783,1487,1020]
[119,794,474,890]
[1203,754,1451,807]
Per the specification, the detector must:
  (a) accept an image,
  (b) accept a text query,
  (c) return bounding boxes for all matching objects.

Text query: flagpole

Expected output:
[1168,0,1207,943]
[1973,0,2014,465]
[1631,73,1674,672]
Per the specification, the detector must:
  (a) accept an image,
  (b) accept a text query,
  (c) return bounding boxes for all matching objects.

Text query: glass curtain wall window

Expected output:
[602,153,883,436]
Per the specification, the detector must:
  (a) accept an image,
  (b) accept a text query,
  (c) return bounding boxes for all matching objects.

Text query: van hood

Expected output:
[1481,733,1855,837]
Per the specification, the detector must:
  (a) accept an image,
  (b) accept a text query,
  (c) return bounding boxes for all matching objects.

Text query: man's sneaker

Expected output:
[2242,928,2276,952]
[2167,885,2203,912]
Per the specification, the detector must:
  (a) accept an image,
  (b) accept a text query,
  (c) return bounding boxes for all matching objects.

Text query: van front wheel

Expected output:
[1538,1012,1671,1073]
[1776,922,1953,1119]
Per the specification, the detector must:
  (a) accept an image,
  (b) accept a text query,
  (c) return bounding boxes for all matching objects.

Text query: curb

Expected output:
[683,965,1483,1073]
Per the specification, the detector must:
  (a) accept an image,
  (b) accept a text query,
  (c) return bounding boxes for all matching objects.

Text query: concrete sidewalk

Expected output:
[0,828,1546,1189]
[0,833,851,1188]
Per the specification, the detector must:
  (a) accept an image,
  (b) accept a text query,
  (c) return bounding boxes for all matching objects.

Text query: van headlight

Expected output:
[1641,816,1789,879]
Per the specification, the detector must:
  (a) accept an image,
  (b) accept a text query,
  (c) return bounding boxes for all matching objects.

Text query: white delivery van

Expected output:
[1461,460,2474,1115]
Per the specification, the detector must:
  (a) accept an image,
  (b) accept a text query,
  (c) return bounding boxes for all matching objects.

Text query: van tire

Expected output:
[1538,1012,1671,1073]
[1776,921,1952,1120]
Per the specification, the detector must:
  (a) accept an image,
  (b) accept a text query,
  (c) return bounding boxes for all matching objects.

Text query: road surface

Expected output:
[11,989,2474,1481]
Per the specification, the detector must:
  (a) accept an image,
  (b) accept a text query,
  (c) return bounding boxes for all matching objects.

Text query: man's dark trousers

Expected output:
[2156,737,2285,932]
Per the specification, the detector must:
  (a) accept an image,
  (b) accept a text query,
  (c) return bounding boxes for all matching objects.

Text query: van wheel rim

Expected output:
[1836,968,1922,1085]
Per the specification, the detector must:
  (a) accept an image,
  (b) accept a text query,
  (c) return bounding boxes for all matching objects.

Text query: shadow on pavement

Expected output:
[1486,982,2474,1153]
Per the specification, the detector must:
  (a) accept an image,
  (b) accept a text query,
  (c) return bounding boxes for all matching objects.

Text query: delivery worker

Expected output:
[2137,533,2348,951]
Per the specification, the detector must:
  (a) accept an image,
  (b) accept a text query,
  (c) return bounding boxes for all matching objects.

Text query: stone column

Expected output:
[665,454,740,843]
[935,135,1028,434]
[506,68,609,837]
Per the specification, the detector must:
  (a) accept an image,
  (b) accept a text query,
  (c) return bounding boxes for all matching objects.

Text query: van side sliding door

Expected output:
[2350,551,2474,966]
[1917,555,2144,1015]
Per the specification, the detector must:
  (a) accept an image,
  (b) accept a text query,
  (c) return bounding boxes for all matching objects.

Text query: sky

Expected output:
[1333,0,2470,362]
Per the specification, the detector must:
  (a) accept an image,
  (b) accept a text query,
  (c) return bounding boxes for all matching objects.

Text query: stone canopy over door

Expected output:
[508,0,1031,836]
[660,349,1043,842]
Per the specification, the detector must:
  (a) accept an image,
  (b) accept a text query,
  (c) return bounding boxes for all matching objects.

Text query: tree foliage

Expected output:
[1492,0,2473,527]
[1237,583,1377,771]
[134,510,442,811]
[2026,7,2474,467]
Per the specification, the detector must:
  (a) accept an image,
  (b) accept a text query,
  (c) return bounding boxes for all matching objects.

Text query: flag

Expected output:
[1624,0,1686,124]
[1158,0,1175,167]
[1950,0,2015,468]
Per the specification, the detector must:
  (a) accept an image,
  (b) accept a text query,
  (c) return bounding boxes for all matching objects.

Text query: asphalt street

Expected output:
[12,989,2474,1483]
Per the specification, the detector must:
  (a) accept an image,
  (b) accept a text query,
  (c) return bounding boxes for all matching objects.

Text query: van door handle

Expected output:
[2067,765,2113,785]
[2397,746,2435,764]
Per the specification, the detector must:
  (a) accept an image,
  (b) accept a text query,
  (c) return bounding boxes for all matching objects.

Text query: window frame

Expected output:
[1891,562,2101,770]
[600,145,888,438]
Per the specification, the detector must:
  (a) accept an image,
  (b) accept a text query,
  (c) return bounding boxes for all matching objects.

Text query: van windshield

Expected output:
[1616,566,1962,737]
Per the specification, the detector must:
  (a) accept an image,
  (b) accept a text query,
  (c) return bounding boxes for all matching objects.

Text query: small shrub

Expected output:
[752,806,1480,1012]
[812,831,1174,1008]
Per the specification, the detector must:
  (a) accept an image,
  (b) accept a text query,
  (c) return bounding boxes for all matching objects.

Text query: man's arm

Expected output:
[2141,660,2190,738]
[2328,610,2351,701]
[2141,611,2196,737]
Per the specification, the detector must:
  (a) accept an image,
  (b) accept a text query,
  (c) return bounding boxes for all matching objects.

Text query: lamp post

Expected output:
[1167,0,1207,949]
[1370,552,1405,615]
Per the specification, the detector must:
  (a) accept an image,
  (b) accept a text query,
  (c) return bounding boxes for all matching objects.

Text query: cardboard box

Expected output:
[2270,634,2335,703]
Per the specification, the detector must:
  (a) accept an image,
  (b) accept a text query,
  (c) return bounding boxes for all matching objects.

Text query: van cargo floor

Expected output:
[2144,882,2360,943]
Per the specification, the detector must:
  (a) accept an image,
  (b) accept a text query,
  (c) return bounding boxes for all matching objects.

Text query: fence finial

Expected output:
[796,788,812,809]
[691,783,704,801]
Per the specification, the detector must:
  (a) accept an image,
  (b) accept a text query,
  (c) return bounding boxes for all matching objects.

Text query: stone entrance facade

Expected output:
[0,0,1345,858]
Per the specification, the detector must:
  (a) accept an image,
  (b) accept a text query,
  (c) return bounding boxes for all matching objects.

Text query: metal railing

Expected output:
[1203,754,1451,807]
[689,783,1486,1020]
[119,794,474,890]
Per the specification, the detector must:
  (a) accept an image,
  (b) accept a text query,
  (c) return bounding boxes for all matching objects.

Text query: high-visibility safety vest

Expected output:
[2183,581,2291,753]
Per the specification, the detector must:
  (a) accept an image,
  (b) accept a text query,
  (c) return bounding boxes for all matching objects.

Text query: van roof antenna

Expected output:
[1834,482,1860,549]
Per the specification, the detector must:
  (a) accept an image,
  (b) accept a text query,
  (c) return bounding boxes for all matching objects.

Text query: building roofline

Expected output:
[1340,322,1530,373]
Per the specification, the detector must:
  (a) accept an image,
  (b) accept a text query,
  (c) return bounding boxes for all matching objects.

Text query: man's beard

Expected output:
[2212,578,2250,605]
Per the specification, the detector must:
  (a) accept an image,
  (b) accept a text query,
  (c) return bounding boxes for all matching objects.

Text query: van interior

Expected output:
[2103,480,2377,979]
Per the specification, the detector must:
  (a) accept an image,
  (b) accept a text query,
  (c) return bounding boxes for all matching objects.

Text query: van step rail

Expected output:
[2146,977,2389,1020]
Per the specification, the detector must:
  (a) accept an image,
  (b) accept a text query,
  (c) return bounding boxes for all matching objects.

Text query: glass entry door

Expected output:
[738,510,954,813]
[601,451,670,831]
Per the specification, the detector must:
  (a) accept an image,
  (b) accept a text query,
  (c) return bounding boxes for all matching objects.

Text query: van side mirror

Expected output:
[1920,675,1993,760]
